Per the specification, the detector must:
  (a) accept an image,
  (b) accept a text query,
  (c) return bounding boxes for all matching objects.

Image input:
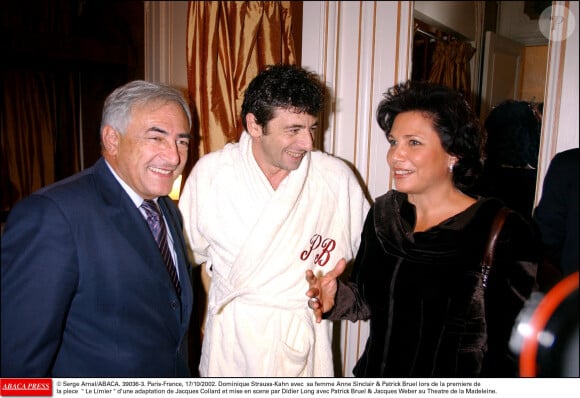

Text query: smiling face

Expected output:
[247,107,317,187]
[387,110,457,197]
[102,100,191,199]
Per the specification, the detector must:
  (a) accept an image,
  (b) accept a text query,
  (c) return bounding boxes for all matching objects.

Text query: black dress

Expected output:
[327,190,539,377]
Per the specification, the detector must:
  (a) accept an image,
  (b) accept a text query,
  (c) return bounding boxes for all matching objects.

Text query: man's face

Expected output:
[248,108,318,182]
[103,101,191,199]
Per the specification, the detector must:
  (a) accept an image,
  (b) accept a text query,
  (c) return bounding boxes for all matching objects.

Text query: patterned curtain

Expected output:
[185,1,297,165]
[428,40,476,105]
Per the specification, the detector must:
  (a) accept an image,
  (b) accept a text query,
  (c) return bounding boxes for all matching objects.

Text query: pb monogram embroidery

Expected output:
[300,234,336,266]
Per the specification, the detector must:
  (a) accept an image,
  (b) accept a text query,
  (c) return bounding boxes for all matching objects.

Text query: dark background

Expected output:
[1,0,145,202]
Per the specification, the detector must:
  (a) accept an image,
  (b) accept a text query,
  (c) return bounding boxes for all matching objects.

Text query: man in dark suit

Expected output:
[534,148,579,280]
[1,80,196,377]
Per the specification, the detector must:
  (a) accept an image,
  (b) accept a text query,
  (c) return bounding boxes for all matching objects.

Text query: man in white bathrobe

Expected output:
[179,64,370,377]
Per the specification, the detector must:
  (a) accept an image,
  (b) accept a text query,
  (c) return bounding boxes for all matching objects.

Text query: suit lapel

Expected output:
[93,158,192,331]
[93,159,179,287]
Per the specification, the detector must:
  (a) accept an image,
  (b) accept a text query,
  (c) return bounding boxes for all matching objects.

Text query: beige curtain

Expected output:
[185,1,297,162]
[428,40,476,105]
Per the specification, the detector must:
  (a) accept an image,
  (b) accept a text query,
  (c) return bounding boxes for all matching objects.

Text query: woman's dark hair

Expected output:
[483,100,541,168]
[241,64,325,131]
[376,80,485,191]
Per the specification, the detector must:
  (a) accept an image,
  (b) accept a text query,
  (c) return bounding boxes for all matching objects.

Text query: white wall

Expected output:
[144,1,188,91]
[302,1,413,201]
[555,1,579,153]
[536,0,579,201]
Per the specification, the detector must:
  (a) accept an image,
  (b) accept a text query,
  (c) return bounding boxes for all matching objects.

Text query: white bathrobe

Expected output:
[179,131,369,376]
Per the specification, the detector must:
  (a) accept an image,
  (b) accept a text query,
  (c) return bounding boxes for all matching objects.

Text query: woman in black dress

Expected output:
[306,80,540,377]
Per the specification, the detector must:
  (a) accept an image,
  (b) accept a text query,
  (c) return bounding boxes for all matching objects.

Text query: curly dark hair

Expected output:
[483,100,541,168]
[376,80,485,191]
[241,64,325,131]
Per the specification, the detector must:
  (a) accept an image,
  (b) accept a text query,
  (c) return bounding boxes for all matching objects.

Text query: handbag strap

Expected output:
[481,207,510,289]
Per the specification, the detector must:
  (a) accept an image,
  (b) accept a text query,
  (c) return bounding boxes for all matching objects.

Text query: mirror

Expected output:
[411,1,550,218]
[412,1,548,117]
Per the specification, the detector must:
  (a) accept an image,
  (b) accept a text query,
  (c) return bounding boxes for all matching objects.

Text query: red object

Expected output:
[519,271,580,376]
[0,379,52,396]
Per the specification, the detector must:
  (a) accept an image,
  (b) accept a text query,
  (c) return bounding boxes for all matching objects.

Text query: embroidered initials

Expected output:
[300,234,336,266]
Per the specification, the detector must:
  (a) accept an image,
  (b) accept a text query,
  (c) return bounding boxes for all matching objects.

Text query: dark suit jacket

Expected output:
[1,157,194,377]
[534,148,579,277]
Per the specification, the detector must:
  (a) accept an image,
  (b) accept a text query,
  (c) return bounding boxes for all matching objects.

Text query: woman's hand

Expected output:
[305,258,347,323]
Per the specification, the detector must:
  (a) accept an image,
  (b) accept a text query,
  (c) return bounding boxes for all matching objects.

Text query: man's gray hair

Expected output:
[100,80,192,135]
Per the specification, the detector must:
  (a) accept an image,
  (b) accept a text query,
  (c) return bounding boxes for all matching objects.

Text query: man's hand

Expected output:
[305,258,347,323]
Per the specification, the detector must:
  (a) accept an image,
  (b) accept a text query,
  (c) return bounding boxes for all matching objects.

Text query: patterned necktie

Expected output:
[141,199,181,296]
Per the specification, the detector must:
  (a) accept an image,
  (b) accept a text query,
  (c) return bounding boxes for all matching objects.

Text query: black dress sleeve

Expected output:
[324,208,374,322]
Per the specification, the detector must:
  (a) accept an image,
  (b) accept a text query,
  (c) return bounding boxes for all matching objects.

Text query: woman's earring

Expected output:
[448,163,454,173]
